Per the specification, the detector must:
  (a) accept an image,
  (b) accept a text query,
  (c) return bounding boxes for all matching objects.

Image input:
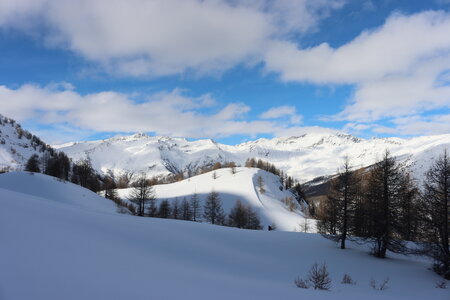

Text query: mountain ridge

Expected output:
[54,131,450,183]
[1,114,449,183]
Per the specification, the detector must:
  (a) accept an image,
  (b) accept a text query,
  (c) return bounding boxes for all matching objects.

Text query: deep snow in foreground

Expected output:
[0,172,448,300]
[118,167,312,232]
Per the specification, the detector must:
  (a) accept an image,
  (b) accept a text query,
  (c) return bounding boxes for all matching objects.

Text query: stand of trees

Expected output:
[419,150,450,279]
[25,150,103,193]
[228,200,262,230]
[318,150,450,279]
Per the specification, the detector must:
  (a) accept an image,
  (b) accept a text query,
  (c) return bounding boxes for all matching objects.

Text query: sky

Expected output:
[0,0,449,145]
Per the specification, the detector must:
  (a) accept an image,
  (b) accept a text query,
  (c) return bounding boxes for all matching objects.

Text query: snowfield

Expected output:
[118,167,313,232]
[1,172,448,300]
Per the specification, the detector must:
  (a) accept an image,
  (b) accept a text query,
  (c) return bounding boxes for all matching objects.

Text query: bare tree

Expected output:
[158,199,171,218]
[307,262,331,290]
[228,200,248,228]
[363,151,409,257]
[257,176,265,194]
[171,198,180,219]
[203,191,225,225]
[420,150,450,279]
[181,197,192,220]
[319,158,360,249]
[128,173,156,216]
[190,193,201,221]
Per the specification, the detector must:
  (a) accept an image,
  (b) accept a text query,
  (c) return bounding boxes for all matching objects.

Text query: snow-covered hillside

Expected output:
[0,115,51,171]
[1,172,448,300]
[118,167,312,232]
[55,132,450,182]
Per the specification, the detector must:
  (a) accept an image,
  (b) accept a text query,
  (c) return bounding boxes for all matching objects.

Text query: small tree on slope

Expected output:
[203,191,225,225]
[190,193,201,221]
[25,154,40,173]
[128,173,156,216]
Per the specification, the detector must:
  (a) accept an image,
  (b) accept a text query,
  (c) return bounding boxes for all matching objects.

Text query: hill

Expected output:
[0,171,447,300]
[118,167,312,232]
[0,115,52,172]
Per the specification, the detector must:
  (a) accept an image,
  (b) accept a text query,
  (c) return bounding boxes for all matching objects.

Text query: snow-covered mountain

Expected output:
[0,115,52,172]
[55,132,450,183]
[1,113,448,183]
[1,171,447,299]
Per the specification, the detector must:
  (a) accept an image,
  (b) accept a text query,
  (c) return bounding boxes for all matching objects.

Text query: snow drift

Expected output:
[0,172,448,300]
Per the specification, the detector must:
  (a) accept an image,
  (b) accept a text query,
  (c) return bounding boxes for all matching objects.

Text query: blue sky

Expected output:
[0,0,449,144]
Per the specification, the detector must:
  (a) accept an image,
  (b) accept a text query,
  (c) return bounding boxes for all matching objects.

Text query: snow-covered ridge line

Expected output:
[55,132,450,183]
[1,113,449,183]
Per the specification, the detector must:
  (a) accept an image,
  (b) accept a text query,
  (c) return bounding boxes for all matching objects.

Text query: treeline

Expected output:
[25,153,103,192]
[0,114,104,192]
[317,150,450,279]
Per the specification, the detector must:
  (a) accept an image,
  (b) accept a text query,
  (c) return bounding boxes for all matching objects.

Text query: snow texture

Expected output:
[0,172,448,300]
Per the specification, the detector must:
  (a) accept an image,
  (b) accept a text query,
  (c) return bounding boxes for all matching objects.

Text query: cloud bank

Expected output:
[1,1,449,137]
[0,84,322,143]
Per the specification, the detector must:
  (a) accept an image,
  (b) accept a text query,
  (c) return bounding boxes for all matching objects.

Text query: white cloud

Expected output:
[0,0,343,77]
[263,10,450,134]
[372,114,450,136]
[260,105,303,124]
[2,2,449,138]
[264,11,450,84]
[0,84,314,143]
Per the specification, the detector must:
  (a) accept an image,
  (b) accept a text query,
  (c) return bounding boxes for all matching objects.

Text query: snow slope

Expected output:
[118,167,313,232]
[0,172,448,300]
[0,172,116,214]
[0,115,50,171]
[55,132,450,182]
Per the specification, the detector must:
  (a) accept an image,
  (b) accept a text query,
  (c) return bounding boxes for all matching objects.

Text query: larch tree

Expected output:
[128,173,156,216]
[158,200,171,218]
[321,158,360,249]
[419,150,450,279]
[228,200,248,228]
[203,191,225,225]
[363,151,408,258]
[190,193,201,221]
[172,198,180,219]
[181,197,192,221]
